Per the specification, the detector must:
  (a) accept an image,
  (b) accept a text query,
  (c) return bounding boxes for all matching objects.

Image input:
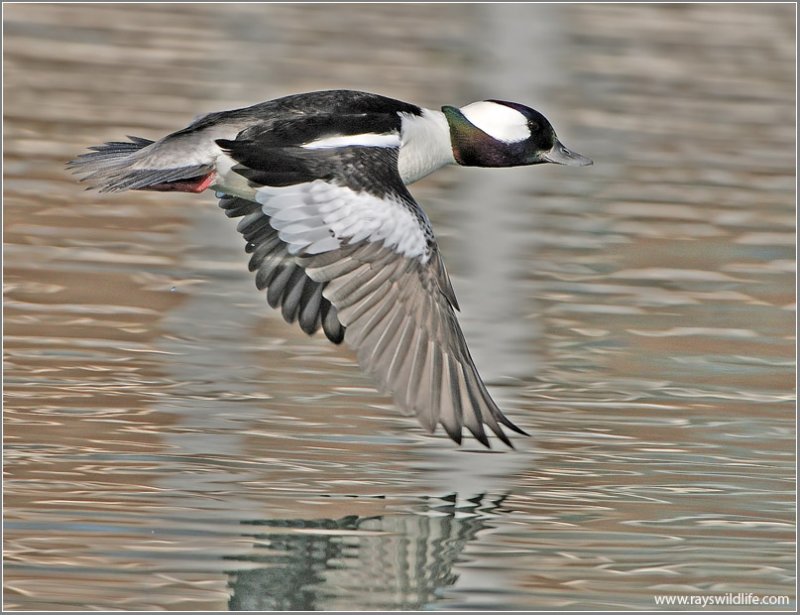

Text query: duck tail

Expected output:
[67,135,214,193]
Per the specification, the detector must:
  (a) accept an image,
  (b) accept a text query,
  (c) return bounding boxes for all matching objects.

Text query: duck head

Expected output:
[442,100,592,168]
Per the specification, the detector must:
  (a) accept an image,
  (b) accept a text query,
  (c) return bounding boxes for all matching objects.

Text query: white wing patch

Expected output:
[301,133,401,150]
[255,180,430,261]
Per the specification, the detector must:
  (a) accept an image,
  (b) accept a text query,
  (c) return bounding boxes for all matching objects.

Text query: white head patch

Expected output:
[458,101,530,143]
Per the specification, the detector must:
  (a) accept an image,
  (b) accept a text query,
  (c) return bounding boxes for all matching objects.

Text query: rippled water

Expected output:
[3,3,796,611]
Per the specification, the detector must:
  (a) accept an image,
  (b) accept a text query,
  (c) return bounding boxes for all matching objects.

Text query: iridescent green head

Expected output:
[442,100,592,168]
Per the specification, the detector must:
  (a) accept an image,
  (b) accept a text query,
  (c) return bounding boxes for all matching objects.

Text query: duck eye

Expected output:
[528,121,540,132]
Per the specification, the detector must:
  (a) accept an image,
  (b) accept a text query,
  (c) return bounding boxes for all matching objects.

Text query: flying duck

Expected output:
[68,89,592,448]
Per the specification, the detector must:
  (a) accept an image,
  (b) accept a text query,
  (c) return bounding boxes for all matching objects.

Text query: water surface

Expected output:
[3,3,795,611]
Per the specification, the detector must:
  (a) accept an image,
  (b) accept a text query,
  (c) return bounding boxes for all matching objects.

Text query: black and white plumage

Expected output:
[69,89,592,447]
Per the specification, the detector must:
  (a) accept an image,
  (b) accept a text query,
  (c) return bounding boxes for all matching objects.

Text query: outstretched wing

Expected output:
[217,117,526,446]
[219,194,344,344]
[301,240,525,447]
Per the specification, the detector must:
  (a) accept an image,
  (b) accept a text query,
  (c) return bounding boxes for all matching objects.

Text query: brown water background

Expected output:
[3,3,796,611]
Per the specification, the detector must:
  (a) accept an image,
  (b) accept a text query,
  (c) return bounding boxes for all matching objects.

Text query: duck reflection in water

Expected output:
[225,493,507,610]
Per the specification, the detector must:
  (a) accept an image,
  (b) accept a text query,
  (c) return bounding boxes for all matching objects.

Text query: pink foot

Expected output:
[142,171,216,193]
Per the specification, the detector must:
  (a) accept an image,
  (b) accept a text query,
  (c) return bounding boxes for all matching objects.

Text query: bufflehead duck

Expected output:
[69,89,592,448]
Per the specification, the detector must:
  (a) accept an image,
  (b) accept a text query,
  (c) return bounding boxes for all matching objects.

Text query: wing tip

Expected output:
[445,426,524,449]
[497,413,529,437]
[465,424,491,449]
[442,424,463,445]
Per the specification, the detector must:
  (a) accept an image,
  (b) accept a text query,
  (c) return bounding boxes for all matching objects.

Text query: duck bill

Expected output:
[543,140,593,166]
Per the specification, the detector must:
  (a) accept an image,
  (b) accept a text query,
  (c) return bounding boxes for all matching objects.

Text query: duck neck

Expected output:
[398,109,456,185]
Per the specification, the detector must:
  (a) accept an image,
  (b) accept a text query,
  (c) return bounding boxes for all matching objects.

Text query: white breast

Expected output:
[398,109,457,184]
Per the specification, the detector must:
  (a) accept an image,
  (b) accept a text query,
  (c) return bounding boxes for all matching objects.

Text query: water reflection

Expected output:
[227,494,506,611]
